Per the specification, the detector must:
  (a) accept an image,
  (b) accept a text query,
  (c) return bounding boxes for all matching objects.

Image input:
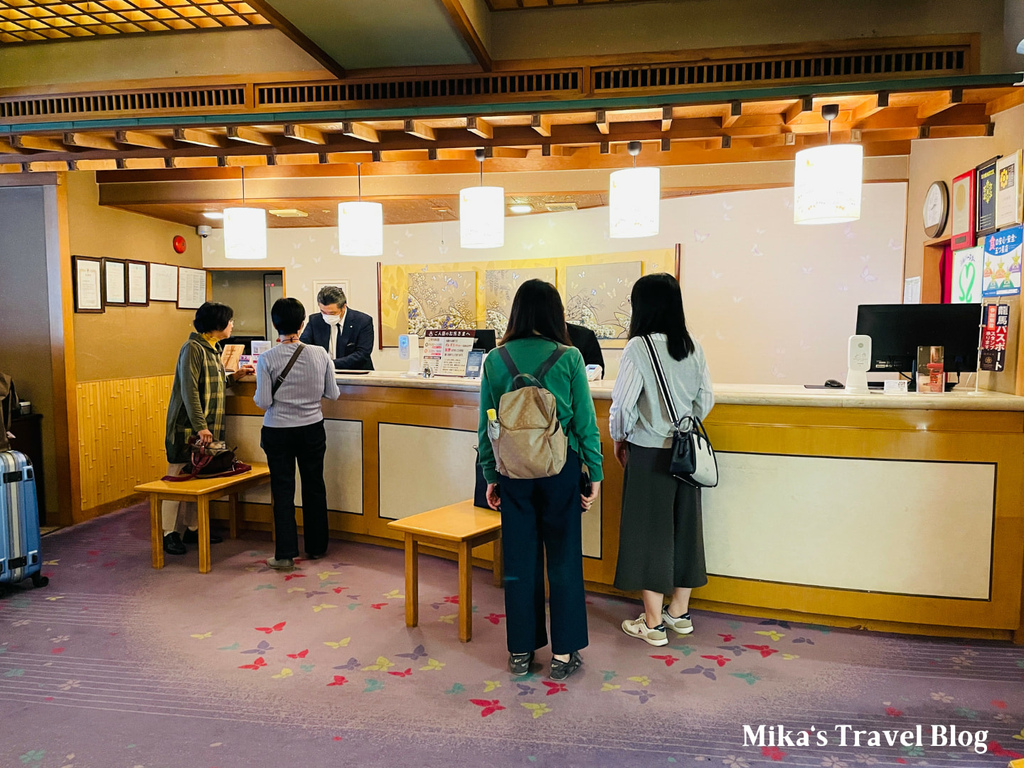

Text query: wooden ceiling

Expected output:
[486,0,657,9]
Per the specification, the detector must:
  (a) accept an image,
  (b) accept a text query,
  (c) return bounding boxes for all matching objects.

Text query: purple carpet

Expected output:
[1,504,1022,768]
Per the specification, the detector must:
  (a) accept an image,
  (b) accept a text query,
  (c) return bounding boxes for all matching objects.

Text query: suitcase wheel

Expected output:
[31,573,48,588]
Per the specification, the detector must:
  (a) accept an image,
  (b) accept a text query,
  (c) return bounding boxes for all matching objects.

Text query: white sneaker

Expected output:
[661,609,694,635]
[621,615,669,647]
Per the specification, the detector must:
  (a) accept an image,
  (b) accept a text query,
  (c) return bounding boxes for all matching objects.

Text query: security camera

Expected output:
[196,225,213,238]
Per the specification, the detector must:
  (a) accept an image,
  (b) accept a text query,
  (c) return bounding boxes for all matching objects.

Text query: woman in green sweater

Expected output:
[478,279,602,681]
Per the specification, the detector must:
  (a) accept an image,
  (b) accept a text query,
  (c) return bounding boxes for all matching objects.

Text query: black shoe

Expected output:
[549,651,582,681]
[183,528,223,544]
[305,552,327,561]
[508,652,534,676]
[163,531,186,555]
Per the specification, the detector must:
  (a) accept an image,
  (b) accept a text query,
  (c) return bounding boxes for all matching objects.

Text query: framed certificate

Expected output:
[149,262,178,302]
[72,255,103,313]
[177,266,207,310]
[102,258,126,305]
[996,150,1023,229]
[950,169,976,251]
[976,155,1001,237]
[127,261,149,306]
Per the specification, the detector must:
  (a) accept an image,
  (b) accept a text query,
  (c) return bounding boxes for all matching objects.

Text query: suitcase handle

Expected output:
[3,469,24,483]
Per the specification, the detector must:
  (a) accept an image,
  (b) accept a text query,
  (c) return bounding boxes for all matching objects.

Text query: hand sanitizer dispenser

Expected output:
[845,334,871,393]
[399,334,420,376]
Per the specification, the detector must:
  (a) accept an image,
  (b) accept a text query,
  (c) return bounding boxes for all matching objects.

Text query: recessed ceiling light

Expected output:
[269,208,309,218]
[545,202,578,212]
[203,212,224,220]
[508,204,532,214]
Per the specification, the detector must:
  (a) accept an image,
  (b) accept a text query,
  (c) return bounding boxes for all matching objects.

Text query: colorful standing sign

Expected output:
[980,303,1009,372]
[950,169,976,250]
[951,246,984,303]
[976,156,1000,236]
[982,225,1023,297]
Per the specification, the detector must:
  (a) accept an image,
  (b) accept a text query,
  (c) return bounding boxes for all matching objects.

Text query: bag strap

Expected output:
[533,344,567,385]
[641,335,684,429]
[271,343,305,396]
[496,345,521,381]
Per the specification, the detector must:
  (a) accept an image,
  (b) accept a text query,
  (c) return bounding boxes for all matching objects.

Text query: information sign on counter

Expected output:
[423,330,476,377]
[980,303,1009,372]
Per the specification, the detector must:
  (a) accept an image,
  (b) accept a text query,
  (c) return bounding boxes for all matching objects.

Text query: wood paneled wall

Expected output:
[76,376,172,514]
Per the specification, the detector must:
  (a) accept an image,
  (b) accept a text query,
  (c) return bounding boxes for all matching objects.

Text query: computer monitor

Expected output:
[855,304,981,374]
[473,329,497,352]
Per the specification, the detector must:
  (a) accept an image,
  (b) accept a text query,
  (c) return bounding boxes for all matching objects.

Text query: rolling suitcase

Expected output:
[0,450,48,591]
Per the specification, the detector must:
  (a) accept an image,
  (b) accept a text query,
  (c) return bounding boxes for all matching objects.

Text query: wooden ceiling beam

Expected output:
[63,132,119,151]
[404,120,436,141]
[115,130,175,150]
[466,117,493,140]
[243,0,345,79]
[721,101,743,128]
[284,124,327,145]
[532,114,553,137]
[342,121,380,143]
[916,88,964,120]
[173,128,226,148]
[595,110,610,135]
[13,135,67,153]
[851,93,888,124]
[436,0,492,71]
[784,97,815,125]
[0,138,25,155]
[227,126,275,146]
[661,107,673,132]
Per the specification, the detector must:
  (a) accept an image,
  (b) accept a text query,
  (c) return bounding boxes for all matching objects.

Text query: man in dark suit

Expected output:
[300,285,375,370]
[566,322,604,378]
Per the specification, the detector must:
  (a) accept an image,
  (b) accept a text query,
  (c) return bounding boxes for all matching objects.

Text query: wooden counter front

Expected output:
[225,377,1024,642]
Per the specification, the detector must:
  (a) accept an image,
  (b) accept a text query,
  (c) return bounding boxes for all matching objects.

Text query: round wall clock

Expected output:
[923,180,949,238]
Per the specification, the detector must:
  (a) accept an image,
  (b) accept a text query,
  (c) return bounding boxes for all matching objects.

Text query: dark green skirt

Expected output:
[613,442,708,594]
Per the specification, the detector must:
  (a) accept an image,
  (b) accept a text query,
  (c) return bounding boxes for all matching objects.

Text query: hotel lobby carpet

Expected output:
[1,505,1021,768]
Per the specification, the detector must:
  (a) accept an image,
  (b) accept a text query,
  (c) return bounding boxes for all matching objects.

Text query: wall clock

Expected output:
[923,180,949,238]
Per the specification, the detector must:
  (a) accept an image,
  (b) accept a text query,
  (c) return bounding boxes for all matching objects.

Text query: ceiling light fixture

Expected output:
[460,148,504,249]
[609,141,660,238]
[793,103,863,225]
[203,211,224,220]
[338,163,383,257]
[224,167,267,260]
[509,204,532,214]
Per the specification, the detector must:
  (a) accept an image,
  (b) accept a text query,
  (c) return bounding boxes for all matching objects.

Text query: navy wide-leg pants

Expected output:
[498,448,589,656]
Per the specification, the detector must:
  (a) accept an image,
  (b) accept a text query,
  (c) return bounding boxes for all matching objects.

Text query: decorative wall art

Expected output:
[996,150,1023,229]
[484,267,557,337]
[950,170,976,251]
[564,261,641,339]
[976,156,1001,237]
[72,256,103,313]
[406,271,478,336]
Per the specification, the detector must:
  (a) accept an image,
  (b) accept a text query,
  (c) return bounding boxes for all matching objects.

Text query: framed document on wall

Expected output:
[976,156,1001,237]
[950,170,976,250]
[149,262,178,302]
[177,267,207,310]
[73,256,103,313]
[127,261,149,305]
[102,258,126,305]
[996,150,1023,229]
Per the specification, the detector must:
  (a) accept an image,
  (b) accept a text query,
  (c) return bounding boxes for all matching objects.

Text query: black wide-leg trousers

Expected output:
[261,420,329,561]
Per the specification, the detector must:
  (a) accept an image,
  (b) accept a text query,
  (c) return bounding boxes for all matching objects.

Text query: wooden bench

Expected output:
[135,463,271,574]
[387,499,502,643]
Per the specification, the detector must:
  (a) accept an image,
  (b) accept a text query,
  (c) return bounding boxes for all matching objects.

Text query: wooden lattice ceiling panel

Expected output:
[486,0,658,9]
[0,0,270,43]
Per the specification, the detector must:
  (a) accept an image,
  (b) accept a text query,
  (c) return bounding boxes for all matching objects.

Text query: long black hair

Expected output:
[628,273,695,361]
[501,279,571,345]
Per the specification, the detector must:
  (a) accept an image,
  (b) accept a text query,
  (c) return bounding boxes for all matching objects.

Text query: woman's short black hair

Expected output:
[628,273,695,361]
[193,302,234,333]
[501,279,570,346]
[271,297,306,335]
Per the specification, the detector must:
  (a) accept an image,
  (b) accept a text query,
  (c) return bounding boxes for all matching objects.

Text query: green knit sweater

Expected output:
[477,337,604,484]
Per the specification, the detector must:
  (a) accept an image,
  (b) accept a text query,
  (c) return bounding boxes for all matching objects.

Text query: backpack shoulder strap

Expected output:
[496,345,521,380]
[533,344,568,386]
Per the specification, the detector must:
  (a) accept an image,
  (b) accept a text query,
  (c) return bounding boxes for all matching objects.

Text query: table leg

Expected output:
[227,493,238,539]
[197,496,211,574]
[404,533,419,628]
[150,495,164,570]
[492,534,503,588]
[458,540,472,643]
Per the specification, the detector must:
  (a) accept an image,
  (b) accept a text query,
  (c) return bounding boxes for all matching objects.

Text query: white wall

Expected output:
[204,183,906,385]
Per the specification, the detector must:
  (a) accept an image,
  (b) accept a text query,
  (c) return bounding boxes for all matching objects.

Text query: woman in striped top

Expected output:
[254,298,340,570]
[609,273,714,647]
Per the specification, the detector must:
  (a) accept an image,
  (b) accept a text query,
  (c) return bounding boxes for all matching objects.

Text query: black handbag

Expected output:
[640,336,718,488]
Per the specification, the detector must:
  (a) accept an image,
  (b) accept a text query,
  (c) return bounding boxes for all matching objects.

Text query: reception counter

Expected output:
[225,374,1024,642]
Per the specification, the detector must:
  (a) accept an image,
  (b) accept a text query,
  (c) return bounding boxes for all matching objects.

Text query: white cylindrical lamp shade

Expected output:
[609,166,660,238]
[338,201,383,256]
[223,207,267,260]
[459,186,505,249]
[793,144,864,225]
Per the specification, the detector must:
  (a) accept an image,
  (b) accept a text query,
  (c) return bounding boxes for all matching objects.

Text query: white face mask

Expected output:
[321,312,341,326]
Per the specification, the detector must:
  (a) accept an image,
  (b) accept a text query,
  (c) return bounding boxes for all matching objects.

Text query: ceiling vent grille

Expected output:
[257,71,581,108]
[593,46,968,92]
[0,86,247,121]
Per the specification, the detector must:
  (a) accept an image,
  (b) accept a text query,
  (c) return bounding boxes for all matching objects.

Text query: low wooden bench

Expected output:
[135,463,271,574]
[387,499,502,643]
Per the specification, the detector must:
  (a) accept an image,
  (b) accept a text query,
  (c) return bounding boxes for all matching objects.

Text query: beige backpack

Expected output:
[489,344,568,480]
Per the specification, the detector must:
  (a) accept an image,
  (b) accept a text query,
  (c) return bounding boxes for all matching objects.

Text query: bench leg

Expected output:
[458,540,472,643]
[227,493,238,539]
[404,533,419,628]
[150,495,164,570]
[197,496,211,574]
[492,534,503,588]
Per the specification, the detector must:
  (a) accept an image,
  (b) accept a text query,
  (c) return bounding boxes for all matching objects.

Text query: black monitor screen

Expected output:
[473,329,497,352]
[855,304,981,374]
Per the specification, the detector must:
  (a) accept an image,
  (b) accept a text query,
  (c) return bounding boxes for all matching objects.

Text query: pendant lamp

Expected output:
[338,163,383,257]
[460,149,504,249]
[793,103,863,225]
[224,167,267,260]
[610,141,660,238]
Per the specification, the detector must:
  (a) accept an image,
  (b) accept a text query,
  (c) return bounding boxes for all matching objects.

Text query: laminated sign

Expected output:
[982,225,1022,297]
[980,303,1009,372]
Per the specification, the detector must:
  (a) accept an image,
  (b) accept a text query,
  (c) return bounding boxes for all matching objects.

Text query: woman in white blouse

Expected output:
[609,273,714,647]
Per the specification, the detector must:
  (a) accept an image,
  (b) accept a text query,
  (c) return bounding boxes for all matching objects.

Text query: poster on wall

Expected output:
[981,225,1022,297]
[979,303,1009,371]
[102,258,126,305]
[484,267,557,337]
[950,170,976,250]
[72,255,103,313]
[149,263,178,302]
[127,261,148,305]
[177,267,207,310]
[564,261,641,340]
[407,271,477,337]
[950,246,984,304]
[975,156,1001,237]
[995,150,1023,229]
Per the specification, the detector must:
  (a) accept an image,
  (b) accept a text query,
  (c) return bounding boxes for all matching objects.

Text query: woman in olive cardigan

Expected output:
[477,279,602,681]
